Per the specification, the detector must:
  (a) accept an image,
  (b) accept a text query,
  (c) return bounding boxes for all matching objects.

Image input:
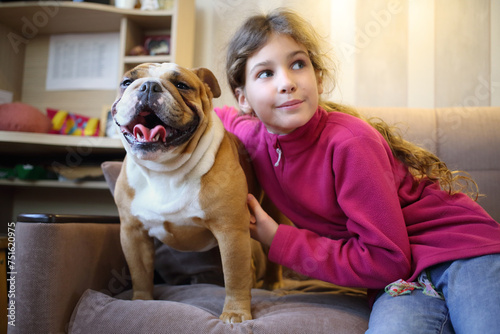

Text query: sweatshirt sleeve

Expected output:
[214,105,262,148]
[214,105,239,132]
[268,135,412,289]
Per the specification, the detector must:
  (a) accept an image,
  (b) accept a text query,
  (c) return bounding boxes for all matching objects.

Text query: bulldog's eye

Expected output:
[121,79,133,88]
[175,82,190,90]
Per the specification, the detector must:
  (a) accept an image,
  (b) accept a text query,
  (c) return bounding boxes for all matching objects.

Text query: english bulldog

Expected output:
[112,63,255,323]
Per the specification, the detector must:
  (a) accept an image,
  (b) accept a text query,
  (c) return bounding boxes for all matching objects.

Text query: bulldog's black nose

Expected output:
[139,81,163,94]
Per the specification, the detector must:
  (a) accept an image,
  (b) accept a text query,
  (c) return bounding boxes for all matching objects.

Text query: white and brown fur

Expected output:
[112,63,259,323]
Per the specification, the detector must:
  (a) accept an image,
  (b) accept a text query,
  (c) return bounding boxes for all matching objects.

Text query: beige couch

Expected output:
[10,107,500,333]
[361,106,500,221]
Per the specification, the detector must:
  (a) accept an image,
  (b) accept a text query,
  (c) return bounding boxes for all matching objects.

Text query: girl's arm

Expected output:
[214,106,260,141]
[214,105,237,128]
[214,105,244,133]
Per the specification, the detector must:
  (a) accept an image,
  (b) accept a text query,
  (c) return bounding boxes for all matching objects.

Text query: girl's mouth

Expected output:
[276,99,303,109]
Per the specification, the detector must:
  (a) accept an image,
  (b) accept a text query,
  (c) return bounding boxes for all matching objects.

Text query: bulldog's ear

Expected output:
[192,67,221,99]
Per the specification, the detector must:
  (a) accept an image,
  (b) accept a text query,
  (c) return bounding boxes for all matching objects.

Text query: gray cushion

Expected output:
[69,281,369,334]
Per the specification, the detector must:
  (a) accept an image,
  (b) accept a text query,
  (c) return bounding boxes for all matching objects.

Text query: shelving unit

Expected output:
[0,0,195,229]
[0,0,195,115]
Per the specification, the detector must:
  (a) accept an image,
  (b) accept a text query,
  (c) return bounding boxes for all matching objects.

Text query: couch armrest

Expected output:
[9,214,128,334]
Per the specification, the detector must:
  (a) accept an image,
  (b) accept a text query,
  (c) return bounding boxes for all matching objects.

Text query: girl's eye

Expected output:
[291,60,305,70]
[257,70,273,79]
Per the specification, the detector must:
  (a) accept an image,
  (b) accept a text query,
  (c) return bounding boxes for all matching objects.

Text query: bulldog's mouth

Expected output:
[120,108,180,145]
[118,105,200,150]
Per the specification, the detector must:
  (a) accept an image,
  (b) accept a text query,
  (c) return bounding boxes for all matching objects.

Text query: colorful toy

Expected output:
[47,108,100,136]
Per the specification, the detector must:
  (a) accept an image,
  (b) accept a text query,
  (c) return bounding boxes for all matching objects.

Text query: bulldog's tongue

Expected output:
[133,124,167,143]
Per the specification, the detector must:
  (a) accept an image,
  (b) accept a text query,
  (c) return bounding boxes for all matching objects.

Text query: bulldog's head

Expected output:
[112,63,221,161]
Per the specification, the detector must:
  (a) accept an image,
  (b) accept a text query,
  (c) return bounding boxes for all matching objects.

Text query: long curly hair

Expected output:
[226,8,479,199]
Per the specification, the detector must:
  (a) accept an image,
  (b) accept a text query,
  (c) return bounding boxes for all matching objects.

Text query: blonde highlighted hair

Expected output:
[226,8,479,199]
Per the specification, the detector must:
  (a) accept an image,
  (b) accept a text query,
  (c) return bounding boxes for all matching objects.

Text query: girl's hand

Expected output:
[247,194,279,247]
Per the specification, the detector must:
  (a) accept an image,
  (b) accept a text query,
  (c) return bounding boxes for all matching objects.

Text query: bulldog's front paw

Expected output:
[132,291,153,300]
[219,310,252,324]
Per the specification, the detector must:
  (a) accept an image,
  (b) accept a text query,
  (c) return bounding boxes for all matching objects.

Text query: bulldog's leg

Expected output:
[212,225,253,323]
[120,217,155,300]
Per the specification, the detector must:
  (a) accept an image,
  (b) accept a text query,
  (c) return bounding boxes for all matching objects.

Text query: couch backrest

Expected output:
[358,107,500,222]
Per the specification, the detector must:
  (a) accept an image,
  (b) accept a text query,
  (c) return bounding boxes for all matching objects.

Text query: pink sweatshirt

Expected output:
[216,106,500,291]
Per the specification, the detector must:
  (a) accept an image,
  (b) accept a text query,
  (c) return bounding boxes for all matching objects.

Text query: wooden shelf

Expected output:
[0,131,123,157]
[0,130,122,148]
[0,179,110,190]
[123,55,172,64]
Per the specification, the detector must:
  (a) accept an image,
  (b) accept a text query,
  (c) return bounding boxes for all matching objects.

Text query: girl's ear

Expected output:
[235,87,253,114]
[316,70,324,95]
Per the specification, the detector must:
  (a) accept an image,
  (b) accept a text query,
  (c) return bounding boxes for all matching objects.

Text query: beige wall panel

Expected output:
[491,0,500,106]
[0,23,25,102]
[354,0,408,107]
[435,0,490,107]
[210,0,257,108]
[330,0,356,105]
[194,0,497,109]
[407,0,435,108]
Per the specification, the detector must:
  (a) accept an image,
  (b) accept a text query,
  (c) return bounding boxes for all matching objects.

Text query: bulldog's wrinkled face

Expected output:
[112,63,220,161]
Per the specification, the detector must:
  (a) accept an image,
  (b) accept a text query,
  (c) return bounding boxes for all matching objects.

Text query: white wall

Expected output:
[193,0,500,109]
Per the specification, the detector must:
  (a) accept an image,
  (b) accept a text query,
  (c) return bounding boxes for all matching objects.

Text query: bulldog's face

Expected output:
[112,63,221,161]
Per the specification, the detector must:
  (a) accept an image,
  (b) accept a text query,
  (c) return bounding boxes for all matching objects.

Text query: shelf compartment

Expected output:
[120,16,171,74]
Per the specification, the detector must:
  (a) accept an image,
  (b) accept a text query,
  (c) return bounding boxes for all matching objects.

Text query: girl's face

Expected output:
[236,34,323,135]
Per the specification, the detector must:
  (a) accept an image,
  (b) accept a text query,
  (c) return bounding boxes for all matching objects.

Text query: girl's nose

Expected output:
[278,70,297,94]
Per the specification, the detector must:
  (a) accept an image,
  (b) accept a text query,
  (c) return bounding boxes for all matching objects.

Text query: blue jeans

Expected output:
[366,254,500,334]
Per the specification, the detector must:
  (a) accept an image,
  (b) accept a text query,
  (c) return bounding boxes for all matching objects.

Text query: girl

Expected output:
[215,8,500,333]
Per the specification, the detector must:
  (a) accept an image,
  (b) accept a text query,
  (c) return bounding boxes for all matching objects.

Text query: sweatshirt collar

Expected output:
[264,106,327,157]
